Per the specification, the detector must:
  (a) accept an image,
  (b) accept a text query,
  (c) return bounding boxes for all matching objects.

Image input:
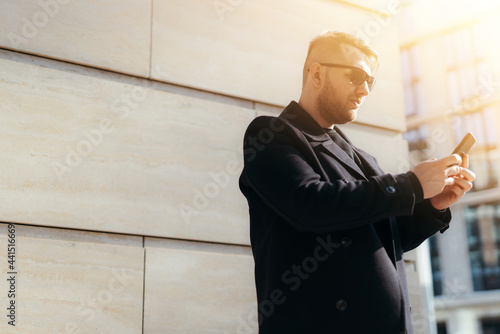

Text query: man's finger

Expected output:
[445,165,461,177]
[458,168,475,182]
[444,176,456,187]
[460,153,469,168]
[448,184,465,198]
[443,154,462,167]
[453,178,473,192]
[447,181,472,199]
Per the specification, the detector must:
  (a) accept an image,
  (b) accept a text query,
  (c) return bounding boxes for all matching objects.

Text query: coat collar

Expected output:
[279,101,330,142]
[278,101,367,179]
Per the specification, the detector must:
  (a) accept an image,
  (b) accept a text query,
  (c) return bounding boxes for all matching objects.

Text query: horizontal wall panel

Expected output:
[255,102,283,117]
[0,223,144,334]
[0,51,254,245]
[0,0,151,77]
[143,238,257,333]
[151,0,406,131]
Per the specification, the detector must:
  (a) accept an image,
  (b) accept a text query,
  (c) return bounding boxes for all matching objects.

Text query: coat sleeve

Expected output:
[396,197,451,252]
[240,116,425,234]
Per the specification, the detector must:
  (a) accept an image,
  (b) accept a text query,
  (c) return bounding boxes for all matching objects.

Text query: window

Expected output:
[400,46,423,117]
[429,234,443,296]
[403,125,428,151]
[465,203,500,291]
[437,322,448,334]
[482,318,500,334]
[443,26,499,191]
[443,28,483,106]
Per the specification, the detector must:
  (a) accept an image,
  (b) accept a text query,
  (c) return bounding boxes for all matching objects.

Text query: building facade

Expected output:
[398,1,500,333]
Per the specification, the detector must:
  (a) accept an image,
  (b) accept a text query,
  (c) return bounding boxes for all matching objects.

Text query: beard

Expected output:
[316,80,357,125]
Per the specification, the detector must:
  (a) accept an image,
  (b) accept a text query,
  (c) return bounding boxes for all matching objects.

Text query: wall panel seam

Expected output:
[0,221,252,248]
[0,47,258,109]
[148,0,154,78]
[142,239,146,334]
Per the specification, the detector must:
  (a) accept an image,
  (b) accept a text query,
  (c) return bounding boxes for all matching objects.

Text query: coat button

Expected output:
[336,299,348,311]
[341,237,352,248]
[386,186,396,194]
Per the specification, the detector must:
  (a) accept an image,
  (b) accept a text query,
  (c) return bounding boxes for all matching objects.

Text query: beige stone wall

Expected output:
[0,0,418,333]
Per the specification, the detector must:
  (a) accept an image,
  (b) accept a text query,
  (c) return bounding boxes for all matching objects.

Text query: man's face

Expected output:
[316,44,372,125]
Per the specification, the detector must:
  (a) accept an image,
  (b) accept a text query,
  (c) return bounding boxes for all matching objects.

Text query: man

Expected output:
[239,31,475,333]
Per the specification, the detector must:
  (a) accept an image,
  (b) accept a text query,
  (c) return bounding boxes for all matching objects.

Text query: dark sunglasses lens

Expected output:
[350,69,365,86]
[351,69,375,90]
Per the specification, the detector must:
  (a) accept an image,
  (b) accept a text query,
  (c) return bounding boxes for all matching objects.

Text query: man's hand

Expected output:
[411,154,475,210]
[428,154,475,210]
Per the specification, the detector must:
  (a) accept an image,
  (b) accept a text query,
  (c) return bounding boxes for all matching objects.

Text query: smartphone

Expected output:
[452,132,476,155]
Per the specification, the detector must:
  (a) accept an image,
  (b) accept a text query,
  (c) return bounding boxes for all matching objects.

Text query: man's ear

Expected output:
[308,63,323,89]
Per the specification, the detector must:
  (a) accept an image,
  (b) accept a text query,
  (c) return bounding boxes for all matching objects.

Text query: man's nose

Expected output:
[356,81,370,96]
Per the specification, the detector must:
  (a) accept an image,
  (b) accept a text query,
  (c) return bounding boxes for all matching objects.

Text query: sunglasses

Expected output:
[319,63,376,91]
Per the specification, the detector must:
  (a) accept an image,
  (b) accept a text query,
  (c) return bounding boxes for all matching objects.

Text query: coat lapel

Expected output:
[279,102,368,180]
[333,126,399,265]
[279,101,400,266]
[320,140,367,179]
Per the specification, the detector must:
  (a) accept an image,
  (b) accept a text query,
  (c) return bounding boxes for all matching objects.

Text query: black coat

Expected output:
[239,101,451,334]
